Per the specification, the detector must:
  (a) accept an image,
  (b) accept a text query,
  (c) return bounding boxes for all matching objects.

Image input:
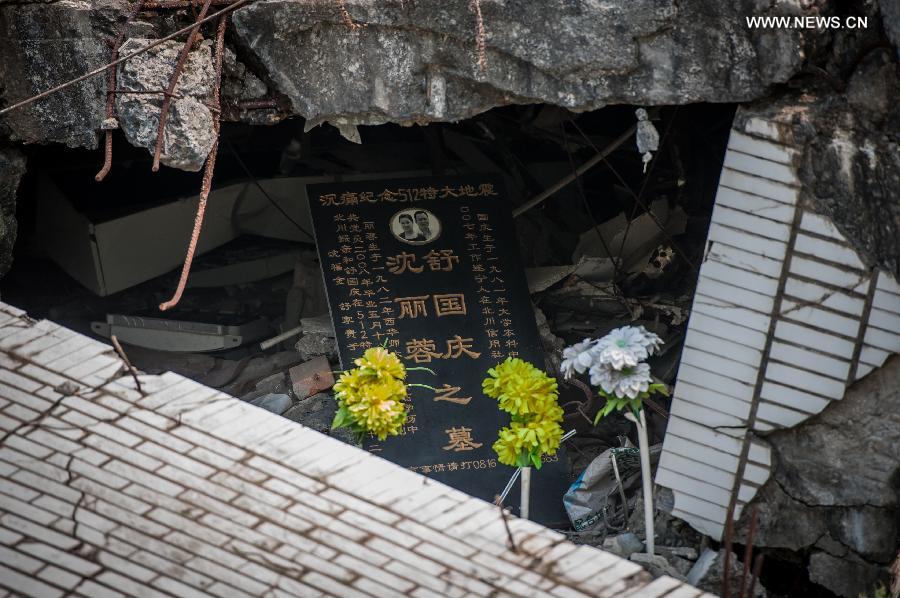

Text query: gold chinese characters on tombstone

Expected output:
[307,176,569,524]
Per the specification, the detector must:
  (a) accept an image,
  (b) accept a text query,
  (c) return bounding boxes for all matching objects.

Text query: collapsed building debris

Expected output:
[0,0,898,596]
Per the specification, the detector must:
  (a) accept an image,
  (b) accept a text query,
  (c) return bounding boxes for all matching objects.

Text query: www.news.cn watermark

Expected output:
[746,15,869,29]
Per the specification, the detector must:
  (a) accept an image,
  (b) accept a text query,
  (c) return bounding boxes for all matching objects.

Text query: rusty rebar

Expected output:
[110,334,143,393]
[142,0,237,8]
[470,0,487,72]
[159,14,227,311]
[722,509,735,598]
[0,0,255,118]
[739,505,760,598]
[96,0,146,182]
[335,0,364,30]
[151,0,214,172]
[748,553,764,598]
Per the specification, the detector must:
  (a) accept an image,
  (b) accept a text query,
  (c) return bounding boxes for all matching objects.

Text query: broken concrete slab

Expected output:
[230,0,812,127]
[116,38,216,172]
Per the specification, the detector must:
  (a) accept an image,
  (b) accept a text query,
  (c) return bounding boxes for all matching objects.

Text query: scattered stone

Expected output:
[602,532,644,558]
[116,38,217,172]
[687,548,766,598]
[255,371,289,395]
[248,393,292,414]
[656,545,699,561]
[289,356,335,400]
[53,381,80,396]
[294,315,338,361]
[282,391,355,444]
[629,552,686,581]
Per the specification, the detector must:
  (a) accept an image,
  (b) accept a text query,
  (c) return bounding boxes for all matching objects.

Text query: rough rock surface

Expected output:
[734,49,900,278]
[737,356,899,597]
[0,1,112,148]
[0,147,26,278]
[231,0,814,127]
[116,38,217,172]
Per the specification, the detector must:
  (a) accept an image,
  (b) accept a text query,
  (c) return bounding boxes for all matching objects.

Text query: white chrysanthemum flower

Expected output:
[560,338,598,379]
[589,362,652,399]
[594,325,663,369]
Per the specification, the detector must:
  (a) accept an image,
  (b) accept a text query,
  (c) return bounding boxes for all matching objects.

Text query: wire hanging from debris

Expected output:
[0,0,255,117]
[222,138,317,243]
[159,14,228,311]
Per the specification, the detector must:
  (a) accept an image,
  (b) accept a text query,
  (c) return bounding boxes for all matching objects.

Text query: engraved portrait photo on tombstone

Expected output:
[390,208,441,245]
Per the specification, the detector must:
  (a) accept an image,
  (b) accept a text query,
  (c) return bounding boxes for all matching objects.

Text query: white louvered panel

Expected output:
[872,288,900,313]
[666,415,745,456]
[707,224,789,261]
[741,117,790,145]
[659,452,735,491]
[686,312,769,351]
[662,435,744,473]
[748,440,772,467]
[869,308,900,334]
[768,341,852,379]
[799,211,844,240]
[672,381,752,420]
[773,320,857,360]
[712,204,792,241]
[715,187,796,223]
[742,462,771,486]
[790,255,867,289]
[680,346,759,384]
[722,151,799,186]
[693,279,776,317]
[779,304,864,338]
[783,277,867,317]
[858,345,892,370]
[876,272,900,295]
[670,397,747,429]
[692,300,772,334]
[677,364,756,402]
[684,328,765,368]
[793,233,866,270]
[764,363,847,399]
[760,380,833,414]
[737,486,760,505]
[856,363,875,378]
[728,131,797,164]
[706,242,785,279]
[756,401,810,429]
[671,509,725,541]
[655,467,732,507]
[718,169,799,205]
[863,325,900,353]
[659,112,898,544]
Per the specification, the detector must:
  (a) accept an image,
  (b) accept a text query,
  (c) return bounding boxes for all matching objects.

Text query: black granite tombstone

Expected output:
[308,175,569,524]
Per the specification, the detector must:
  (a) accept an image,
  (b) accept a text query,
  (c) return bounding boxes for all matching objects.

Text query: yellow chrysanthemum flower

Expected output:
[484,358,564,468]
[347,377,407,441]
[333,348,415,442]
[354,347,406,381]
